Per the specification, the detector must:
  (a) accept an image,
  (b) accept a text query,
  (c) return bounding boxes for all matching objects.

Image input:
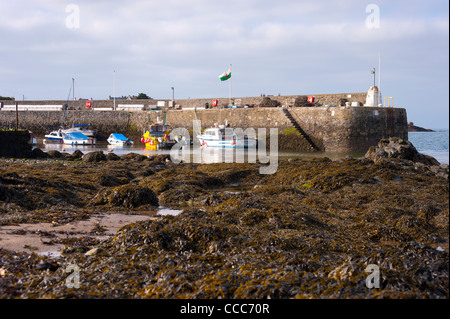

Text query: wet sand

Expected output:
[0,213,155,256]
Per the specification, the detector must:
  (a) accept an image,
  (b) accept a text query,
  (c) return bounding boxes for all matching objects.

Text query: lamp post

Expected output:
[371,68,376,87]
[113,70,116,111]
[171,86,174,107]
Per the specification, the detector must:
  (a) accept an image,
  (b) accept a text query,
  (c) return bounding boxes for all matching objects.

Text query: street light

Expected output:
[371,68,376,87]
[171,87,174,107]
[113,70,116,110]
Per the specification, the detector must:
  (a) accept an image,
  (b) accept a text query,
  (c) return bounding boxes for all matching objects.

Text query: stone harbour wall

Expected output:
[159,107,407,153]
[0,92,368,110]
[0,104,408,153]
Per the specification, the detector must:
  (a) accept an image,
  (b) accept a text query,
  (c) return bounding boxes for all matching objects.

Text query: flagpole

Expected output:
[229,64,232,106]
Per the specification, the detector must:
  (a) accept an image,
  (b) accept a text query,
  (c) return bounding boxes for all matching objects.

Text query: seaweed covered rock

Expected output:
[92,184,158,208]
[149,154,171,163]
[365,137,440,166]
[71,150,84,159]
[46,150,63,159]
[63,150,84,161]
[31,148,48,159]
[82,151,106,162]
[120,153,148,162]
[106,152,121,161]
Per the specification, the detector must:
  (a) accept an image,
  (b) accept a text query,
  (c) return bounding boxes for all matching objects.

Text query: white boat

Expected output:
[63,132,95,145]
[61,124,96,137]
[107,133,133,146]
[197,126,258,148]
[44,129,65,143]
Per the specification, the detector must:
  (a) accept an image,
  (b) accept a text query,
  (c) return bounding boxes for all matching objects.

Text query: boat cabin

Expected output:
[147,124,171,137]
[203,127,235,140]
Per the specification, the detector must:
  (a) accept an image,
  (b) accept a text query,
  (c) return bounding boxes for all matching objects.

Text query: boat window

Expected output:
[150,125,166,132]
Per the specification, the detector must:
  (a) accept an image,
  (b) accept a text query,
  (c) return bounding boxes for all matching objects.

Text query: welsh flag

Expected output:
[219,67,231,81]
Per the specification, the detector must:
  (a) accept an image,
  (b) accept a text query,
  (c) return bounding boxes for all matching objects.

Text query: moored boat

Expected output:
[141,122,176,150]
[61,124,96,137]
[107,133,133,146]
[44,129,65,143]
[63,132,95,145]
[197,125,257,148]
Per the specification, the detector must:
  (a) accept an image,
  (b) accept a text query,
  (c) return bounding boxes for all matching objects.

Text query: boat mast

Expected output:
[72,78,75,126]
[61,81,72,129]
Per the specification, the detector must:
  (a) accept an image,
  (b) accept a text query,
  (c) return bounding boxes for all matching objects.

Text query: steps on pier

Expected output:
[282,108,320,151]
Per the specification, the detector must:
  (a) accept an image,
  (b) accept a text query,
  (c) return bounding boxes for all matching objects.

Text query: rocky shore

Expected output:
[0,138,448,299]
[407,122,435,132]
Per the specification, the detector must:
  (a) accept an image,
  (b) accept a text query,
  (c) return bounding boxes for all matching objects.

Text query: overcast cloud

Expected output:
[0,0,448,128]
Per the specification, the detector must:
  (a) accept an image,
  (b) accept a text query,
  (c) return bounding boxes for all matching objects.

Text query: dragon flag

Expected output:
[218,67,231,81]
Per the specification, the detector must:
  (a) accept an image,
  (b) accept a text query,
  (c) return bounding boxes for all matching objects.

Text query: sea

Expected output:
[39,130,450,165]
[408,129,449,165]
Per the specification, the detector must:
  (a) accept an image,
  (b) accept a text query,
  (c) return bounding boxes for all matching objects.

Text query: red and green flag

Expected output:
[219,67,231,81]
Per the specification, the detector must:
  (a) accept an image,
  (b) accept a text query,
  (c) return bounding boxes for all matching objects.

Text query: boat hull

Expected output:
[44,136,63,143]
[141,123,176,150]
[63,132,95,145]
[198,137,257,148]
[63,138,95,145]
[108,140,133,146]
[142,137,176,150]
[197,126,258,149]
[107,133,133,146]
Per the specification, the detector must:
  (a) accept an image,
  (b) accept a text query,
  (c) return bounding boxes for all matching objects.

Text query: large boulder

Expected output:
[365,137,440,166]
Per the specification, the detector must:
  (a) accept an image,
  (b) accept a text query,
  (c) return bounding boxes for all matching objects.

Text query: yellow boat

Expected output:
[141,122,175,150]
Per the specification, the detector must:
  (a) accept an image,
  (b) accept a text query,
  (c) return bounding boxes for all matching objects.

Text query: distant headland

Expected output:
[408,122,435,132]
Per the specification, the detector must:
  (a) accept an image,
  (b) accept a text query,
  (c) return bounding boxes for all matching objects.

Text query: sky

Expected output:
[0,0,448,129]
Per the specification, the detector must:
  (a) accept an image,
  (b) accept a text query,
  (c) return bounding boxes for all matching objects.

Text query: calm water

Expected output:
[38,130,449,164]
[40,141,359,163]
[409,130,449,164]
